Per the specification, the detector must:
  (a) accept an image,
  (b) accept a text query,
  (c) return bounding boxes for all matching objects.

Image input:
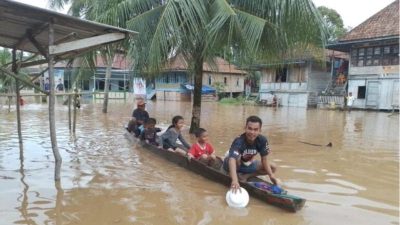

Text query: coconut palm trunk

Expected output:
[190,54,204,133]
[102,53,113,113]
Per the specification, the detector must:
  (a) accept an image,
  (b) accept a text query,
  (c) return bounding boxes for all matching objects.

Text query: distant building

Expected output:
[155,55,246,101]
[255,50,346,107]
[90,54,133,93]
[202,57,247,98]
[25,54,135,99]
[327,0,399,110]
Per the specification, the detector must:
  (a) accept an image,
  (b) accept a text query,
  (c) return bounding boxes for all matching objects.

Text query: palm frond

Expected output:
[127,0,208,73]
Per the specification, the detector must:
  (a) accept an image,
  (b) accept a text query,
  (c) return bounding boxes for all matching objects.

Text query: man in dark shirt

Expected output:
[131,98,149,136]
[223,115,278,193]
[56,79,64,91]
[44,77,50,92]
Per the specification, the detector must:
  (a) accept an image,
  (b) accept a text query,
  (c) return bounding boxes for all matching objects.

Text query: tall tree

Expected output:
[50,0,327,132]
[50,0,129,114]
[317,6,347,42]
[126,0,327,132]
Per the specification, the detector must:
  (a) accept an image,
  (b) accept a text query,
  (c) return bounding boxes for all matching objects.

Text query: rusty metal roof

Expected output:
[165,54,247,74]
[0,0,137,55]
[340,0,399,42]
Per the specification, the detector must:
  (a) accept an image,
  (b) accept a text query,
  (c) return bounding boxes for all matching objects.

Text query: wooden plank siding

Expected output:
[258,61,331,107]
[203,73,245,93]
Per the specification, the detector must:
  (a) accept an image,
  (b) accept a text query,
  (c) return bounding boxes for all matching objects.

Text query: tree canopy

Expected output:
[49,0,327,131]
[317,6,347,42]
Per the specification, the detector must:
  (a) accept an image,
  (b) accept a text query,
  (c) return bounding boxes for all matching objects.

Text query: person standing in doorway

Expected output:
[346,92,356,112]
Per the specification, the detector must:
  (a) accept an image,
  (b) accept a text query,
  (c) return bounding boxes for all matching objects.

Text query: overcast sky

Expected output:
[312,0,395,28]
[13,0,396,28]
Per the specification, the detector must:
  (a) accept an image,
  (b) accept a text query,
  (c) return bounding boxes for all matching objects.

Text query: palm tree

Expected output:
[50,0,327,132]
[0,48,13,93]
[50,0,129,114]
[126,0,327,132]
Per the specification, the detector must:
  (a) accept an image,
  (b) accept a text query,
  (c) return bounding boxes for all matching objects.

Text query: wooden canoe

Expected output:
[124,132,306,212]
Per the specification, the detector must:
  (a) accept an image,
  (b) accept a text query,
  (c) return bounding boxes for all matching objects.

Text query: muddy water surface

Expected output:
[0,100,398,225]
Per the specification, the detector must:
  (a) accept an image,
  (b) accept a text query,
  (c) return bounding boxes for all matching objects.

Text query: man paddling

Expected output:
[223,115,278,193]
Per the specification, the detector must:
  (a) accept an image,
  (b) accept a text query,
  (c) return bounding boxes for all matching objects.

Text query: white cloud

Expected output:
[313,0,395,28]
[13,0,69,14]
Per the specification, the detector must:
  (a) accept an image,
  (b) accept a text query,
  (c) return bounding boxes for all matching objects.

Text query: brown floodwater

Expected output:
[0,98,399,225]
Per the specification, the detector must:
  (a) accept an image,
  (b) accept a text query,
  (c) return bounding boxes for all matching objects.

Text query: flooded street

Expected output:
[0,99,399,225]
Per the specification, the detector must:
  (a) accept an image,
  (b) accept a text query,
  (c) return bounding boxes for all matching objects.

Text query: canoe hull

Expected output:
[125,132,305,212]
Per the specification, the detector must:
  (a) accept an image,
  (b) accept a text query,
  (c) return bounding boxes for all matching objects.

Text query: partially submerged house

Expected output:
[256,50,346,107]
[25,54,135,99]
[202,57,247,98]
[155,55,246,101]
[327,0,399,110]
[91,54,133,93]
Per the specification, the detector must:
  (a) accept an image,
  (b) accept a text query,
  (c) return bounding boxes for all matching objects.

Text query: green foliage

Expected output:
[48,0,327,128]
[0,48,11,65]
[212,81,226,99]
[317,6,347,42]
[49,0,327,78]
[219,95,253,105]
[0,48,13,93]
[0,48,32,93]
[219,97,243,104]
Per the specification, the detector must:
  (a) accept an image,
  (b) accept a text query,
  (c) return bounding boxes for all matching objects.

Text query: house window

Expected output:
[179,74,187,83]
[83,80,89,90]
[169,74,175,83]
[383,45,399,65]
[208,76,212,85]
[358,86,366,99]
[392,45,399,54]
[165,75,169,83]
[236,78,239,86]
[392,45,399,65]
[373,47,381,55]
[98,80,104,90]
[384,46,391,54]
[224,77,227,84]
[118,81,125,90]
[365,47,373,66]
[351,49,358,66]
[351,45,399,67]
[357,48,365,66]
[275,67,287,82]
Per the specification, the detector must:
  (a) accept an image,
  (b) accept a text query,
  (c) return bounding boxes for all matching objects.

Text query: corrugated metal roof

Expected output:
[0,0,137,55]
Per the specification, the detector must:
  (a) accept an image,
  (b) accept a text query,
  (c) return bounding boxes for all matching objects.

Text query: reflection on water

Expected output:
[0,100,399,225]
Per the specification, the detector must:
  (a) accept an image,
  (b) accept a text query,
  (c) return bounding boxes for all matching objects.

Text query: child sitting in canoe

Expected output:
[187,128,217,166]
[140,118,160,147]
[126,118,137,133]
[160,115,190,156]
